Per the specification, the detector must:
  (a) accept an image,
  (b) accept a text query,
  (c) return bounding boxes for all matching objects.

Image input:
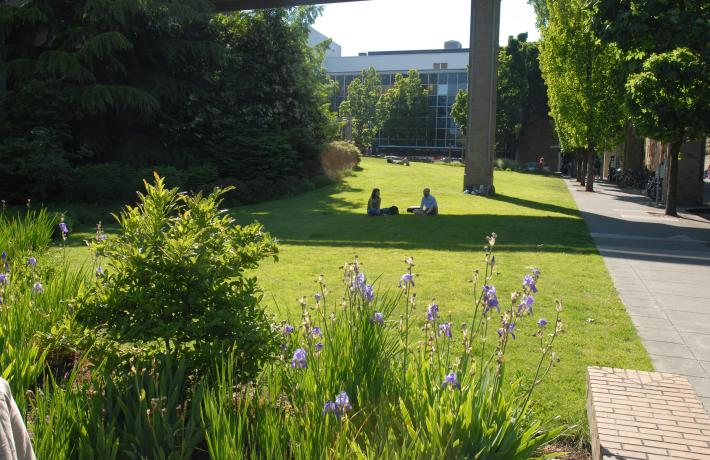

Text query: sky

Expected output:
[312,0,540,56]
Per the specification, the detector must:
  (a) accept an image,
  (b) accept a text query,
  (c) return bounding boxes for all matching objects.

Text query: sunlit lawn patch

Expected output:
[60,157,651,441]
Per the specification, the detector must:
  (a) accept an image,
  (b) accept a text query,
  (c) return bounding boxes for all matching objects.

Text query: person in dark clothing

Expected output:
[367,188,382,215]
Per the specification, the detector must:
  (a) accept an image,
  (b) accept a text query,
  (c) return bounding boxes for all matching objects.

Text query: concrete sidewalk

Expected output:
[566,179,710,413]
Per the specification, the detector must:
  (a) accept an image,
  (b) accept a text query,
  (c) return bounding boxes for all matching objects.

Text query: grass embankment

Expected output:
[63,157,651,440]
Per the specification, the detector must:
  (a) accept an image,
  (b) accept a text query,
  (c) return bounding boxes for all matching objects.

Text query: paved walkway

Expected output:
[567,179,710,413]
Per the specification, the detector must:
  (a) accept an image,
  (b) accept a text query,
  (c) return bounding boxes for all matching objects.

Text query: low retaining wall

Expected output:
[587,367,710,459]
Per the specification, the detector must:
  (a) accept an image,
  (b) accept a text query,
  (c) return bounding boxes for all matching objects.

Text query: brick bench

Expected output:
[587,367,710,459]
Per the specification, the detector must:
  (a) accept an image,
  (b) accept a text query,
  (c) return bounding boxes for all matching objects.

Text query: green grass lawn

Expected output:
[62,157,651,441]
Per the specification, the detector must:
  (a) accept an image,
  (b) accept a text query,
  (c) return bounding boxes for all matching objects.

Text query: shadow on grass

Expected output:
[489,193,581,217]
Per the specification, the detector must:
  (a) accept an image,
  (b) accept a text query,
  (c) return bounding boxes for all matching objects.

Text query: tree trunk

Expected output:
[665,140,681,216]
[580,151,587,186]
[576,150,583,182]
[586,145,595,192]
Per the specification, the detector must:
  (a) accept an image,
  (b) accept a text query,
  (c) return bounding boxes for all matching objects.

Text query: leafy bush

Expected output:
[77,174,279,377]
[495,158,522,170]
[321,140,361,180]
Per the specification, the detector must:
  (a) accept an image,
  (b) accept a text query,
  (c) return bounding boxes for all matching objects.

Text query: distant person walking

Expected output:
[407,188,438,215]
[537,156,545,170]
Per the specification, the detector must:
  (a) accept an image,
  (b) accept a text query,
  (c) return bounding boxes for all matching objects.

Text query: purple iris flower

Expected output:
[0,273,8,286]
[442,372,460,389]
[32,281,44,294]
[282,324,295,335]
[335,391,352,412]
[315,293,322,302]
[291,348,307,369]
[96,266,104,276]
[533,268,541,279]
[372,311,384,325]
[361,284,375,303]
[482,285,500,315]
[518,295,534,315]
[26,257,37,268]
[537,318,548,327]
[58,222,69,235]
[399,273,414,288]
[323,400,338,415]
[439,322,452,338]
[427,303,439,321]
[315,342,323,352]
[1,252,5,263]
[280,343,287,352]
[355,272,366,288]
[523,275,538,293]
[497,322,516,340]
[311,326,323,338]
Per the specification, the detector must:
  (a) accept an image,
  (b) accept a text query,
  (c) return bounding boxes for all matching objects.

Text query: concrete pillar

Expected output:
[464,0,501,194]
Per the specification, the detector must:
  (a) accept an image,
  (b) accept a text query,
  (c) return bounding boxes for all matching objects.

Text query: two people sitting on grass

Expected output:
[367,187,438,216]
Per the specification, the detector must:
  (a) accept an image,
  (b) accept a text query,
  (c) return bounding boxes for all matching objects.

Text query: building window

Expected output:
[437,84,448,96]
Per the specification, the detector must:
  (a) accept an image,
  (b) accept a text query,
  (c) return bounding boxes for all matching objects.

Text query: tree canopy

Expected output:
[592,0,710,214]
[0,2,335,203]
[339,67,383,150]
[377,70,432,147]
[450,35,549,158]
[537,0,626,190]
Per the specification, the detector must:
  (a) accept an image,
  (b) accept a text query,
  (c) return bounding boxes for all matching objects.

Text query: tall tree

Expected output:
[626,50,709,215]
[537,0,626,191]
[377,69,431,147]
[338,66,383,150]
[593,0,710,215]
[450,35,549,158]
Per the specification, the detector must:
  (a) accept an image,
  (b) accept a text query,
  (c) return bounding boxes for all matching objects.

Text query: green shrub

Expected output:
[321,140,361,180]
[69,163,139,203]
[495,158,521,170]
[77,174,279,377]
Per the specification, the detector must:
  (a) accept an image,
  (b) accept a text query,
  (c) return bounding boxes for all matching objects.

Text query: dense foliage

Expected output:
[537,0,626,191]
[377,69,432,147]
[450,34,549,158]
[592,0,710,215]
[77,175,278,375]
[0,2,335,204]
[339,67,383,150]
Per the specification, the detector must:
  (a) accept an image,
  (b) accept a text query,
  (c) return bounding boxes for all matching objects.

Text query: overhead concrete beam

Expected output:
[213,0,365,12]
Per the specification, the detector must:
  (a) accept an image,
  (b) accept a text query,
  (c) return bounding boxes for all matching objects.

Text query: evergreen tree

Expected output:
[0,2,335,203]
